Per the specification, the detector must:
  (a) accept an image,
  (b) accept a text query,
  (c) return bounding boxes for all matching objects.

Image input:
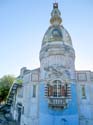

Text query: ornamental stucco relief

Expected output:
[44,65,70,81]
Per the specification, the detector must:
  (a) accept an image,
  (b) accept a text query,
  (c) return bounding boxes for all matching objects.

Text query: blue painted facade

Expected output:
[39,83,79,125]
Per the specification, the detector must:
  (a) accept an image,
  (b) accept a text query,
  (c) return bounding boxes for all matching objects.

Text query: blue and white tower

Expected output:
[10,2,93,125]
[39,3,79,125]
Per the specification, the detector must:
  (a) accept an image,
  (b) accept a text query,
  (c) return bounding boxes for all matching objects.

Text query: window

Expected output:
[32,85,36,97]
[81,85,86,99]
[47,80,68,97]
[47,80,69,109]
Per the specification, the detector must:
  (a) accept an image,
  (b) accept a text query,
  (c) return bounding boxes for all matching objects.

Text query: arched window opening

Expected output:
[46,80,68,98]
[45,80,71,109]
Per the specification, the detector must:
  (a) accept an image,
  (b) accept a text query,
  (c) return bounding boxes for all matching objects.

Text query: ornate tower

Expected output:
[40,3,75,109]
[39,3,78,125]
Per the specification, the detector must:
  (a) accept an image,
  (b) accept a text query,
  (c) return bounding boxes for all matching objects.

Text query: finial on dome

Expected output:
[50,3,62,25]
[53,3,58,8]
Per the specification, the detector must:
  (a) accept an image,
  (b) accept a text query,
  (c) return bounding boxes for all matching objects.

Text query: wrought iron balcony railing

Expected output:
[48,97,67,109]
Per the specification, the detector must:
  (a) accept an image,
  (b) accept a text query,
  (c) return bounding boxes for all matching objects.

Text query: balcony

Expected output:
[48,97,67,109]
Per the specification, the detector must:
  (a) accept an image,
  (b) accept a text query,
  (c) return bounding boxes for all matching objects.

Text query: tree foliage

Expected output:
[0,75,15,103]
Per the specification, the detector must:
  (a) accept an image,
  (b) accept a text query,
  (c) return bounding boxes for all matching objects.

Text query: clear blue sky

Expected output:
[0,0,93,77]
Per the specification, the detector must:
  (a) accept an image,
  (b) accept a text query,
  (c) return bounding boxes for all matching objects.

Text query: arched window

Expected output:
[46,80,69,109]
[47,80,67,97]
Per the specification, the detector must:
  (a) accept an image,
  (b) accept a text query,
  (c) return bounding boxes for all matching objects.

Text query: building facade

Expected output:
[10,3,93,125]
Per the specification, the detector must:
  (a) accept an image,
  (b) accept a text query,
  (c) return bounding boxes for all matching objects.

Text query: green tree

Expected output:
[0,75,15,103]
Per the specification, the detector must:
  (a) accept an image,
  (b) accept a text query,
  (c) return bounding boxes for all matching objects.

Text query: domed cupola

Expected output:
[42,3,72,47]
[40,3,75,80]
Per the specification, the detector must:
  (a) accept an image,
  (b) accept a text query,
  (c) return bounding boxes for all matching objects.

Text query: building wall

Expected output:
[39,82,79,125]
[76,71,93,125]
[22,69,39,125]
[11,69,93,125]
[11,86,23,121]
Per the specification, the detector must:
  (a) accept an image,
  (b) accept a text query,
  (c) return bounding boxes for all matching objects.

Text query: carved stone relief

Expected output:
[44,65,70,81]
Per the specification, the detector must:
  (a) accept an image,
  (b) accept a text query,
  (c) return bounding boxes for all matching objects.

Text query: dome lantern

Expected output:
[50,3,62,25]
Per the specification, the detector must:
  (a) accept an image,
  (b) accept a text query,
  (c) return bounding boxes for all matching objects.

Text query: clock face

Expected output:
[52,28,62,38]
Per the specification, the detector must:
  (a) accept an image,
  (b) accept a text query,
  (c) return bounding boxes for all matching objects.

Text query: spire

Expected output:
[50,3,62,25]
